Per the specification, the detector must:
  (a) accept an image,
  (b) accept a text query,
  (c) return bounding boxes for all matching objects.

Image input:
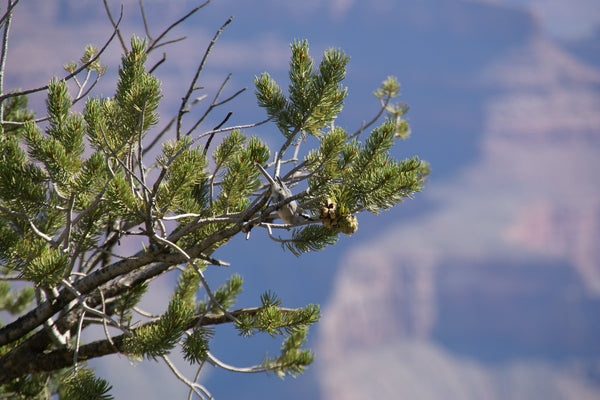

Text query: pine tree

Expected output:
[0,2,429,398]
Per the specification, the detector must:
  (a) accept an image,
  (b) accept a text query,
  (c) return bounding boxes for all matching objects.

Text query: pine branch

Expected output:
[0,307,302,383]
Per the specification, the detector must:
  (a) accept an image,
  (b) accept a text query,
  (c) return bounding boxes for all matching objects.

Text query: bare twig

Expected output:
[349,93,393,139]
[188,363,208,400]
[103,0,126,51]
[60,278,128,335]
[162,355,214,400]
[145,0,210,54]
[0,0,19,28]
[138,0,152,40]
[0,6,122,103]
[206,351,268,374]
[0,0,15,121]
[0,204,57,244]
[98,289,117,349]
[99,124,153,201]
[132,307,158,319]
[186,72,246,138]
[202,110,232,156]
[73,307,86,369]
[176,16,233,139]
[148,51,166,74]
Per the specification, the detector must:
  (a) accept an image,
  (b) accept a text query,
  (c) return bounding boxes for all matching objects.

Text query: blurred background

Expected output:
[7,0,600,398]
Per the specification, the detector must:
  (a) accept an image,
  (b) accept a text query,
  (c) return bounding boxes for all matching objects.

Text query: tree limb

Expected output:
[0,306,300,383]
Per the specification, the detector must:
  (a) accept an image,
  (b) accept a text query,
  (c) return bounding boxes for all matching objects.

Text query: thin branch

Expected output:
[143,111,177,156]
[162,355,214,400]
[135,100,156,241]
[73,68,92,99]
[132,306,158,319]
[1,114,48,126]
[0,6,122,103]
[60,278,129,336]
[161,212,202,220]
[206,351,268,374]
[62,193,75,251]
[0,274,28,281]
[146,0,210,54]
[148,51,166,74]
[190,114,276,149]
[274,128,301,176]
[176,16,233,139]
[138,0,191,52]
[185,72,246,137]
[0,0,15,122]
[0,204,57,244]
[149,36,187,52]
[73,307,86,369]
[68,67,105,109]
[151,234,236,319]
[42,312,69,347]
[103,0,126,52]
[67,180,109,229]
[197,253,230,267]
[349,93,393,139]
[143,94,211,156]
[188,363,207,400]
[138,0,152,40]
[98,289,117,349]
[99,124,153,200]
[38,288,70,347]
[0,0,19,28]
[202,111,232,156]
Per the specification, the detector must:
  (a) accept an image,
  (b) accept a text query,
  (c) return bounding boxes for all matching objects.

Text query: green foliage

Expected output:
[80,45,108,75]
[235,292,320,337]
[1,373,51,400]
[235,292,320,378]
[374,76,411,139]
[113,282,148,327]
[123,295,194,360]
[255,44,428,246]
[213,132,270,214]
[1,95,34,137]
[60,368,113,400]
[210,273,243,312]
[255,39,348,136]
[305,126,348,176]
[85,36,161,155]
[182,327,213,364]
[22,246,69,288]
[25,79,84,193]
[105,171,142,220]
[283,225,339,256]
[173,264,201,309]
[333,118,430,212]
[0,282,34,316]
[156,137,208,215]
[0,129,47,206]
[262,326,314,378]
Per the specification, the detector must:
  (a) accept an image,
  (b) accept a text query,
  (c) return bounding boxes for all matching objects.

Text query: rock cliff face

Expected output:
[483,36,600,295]
[316,2,600,399]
